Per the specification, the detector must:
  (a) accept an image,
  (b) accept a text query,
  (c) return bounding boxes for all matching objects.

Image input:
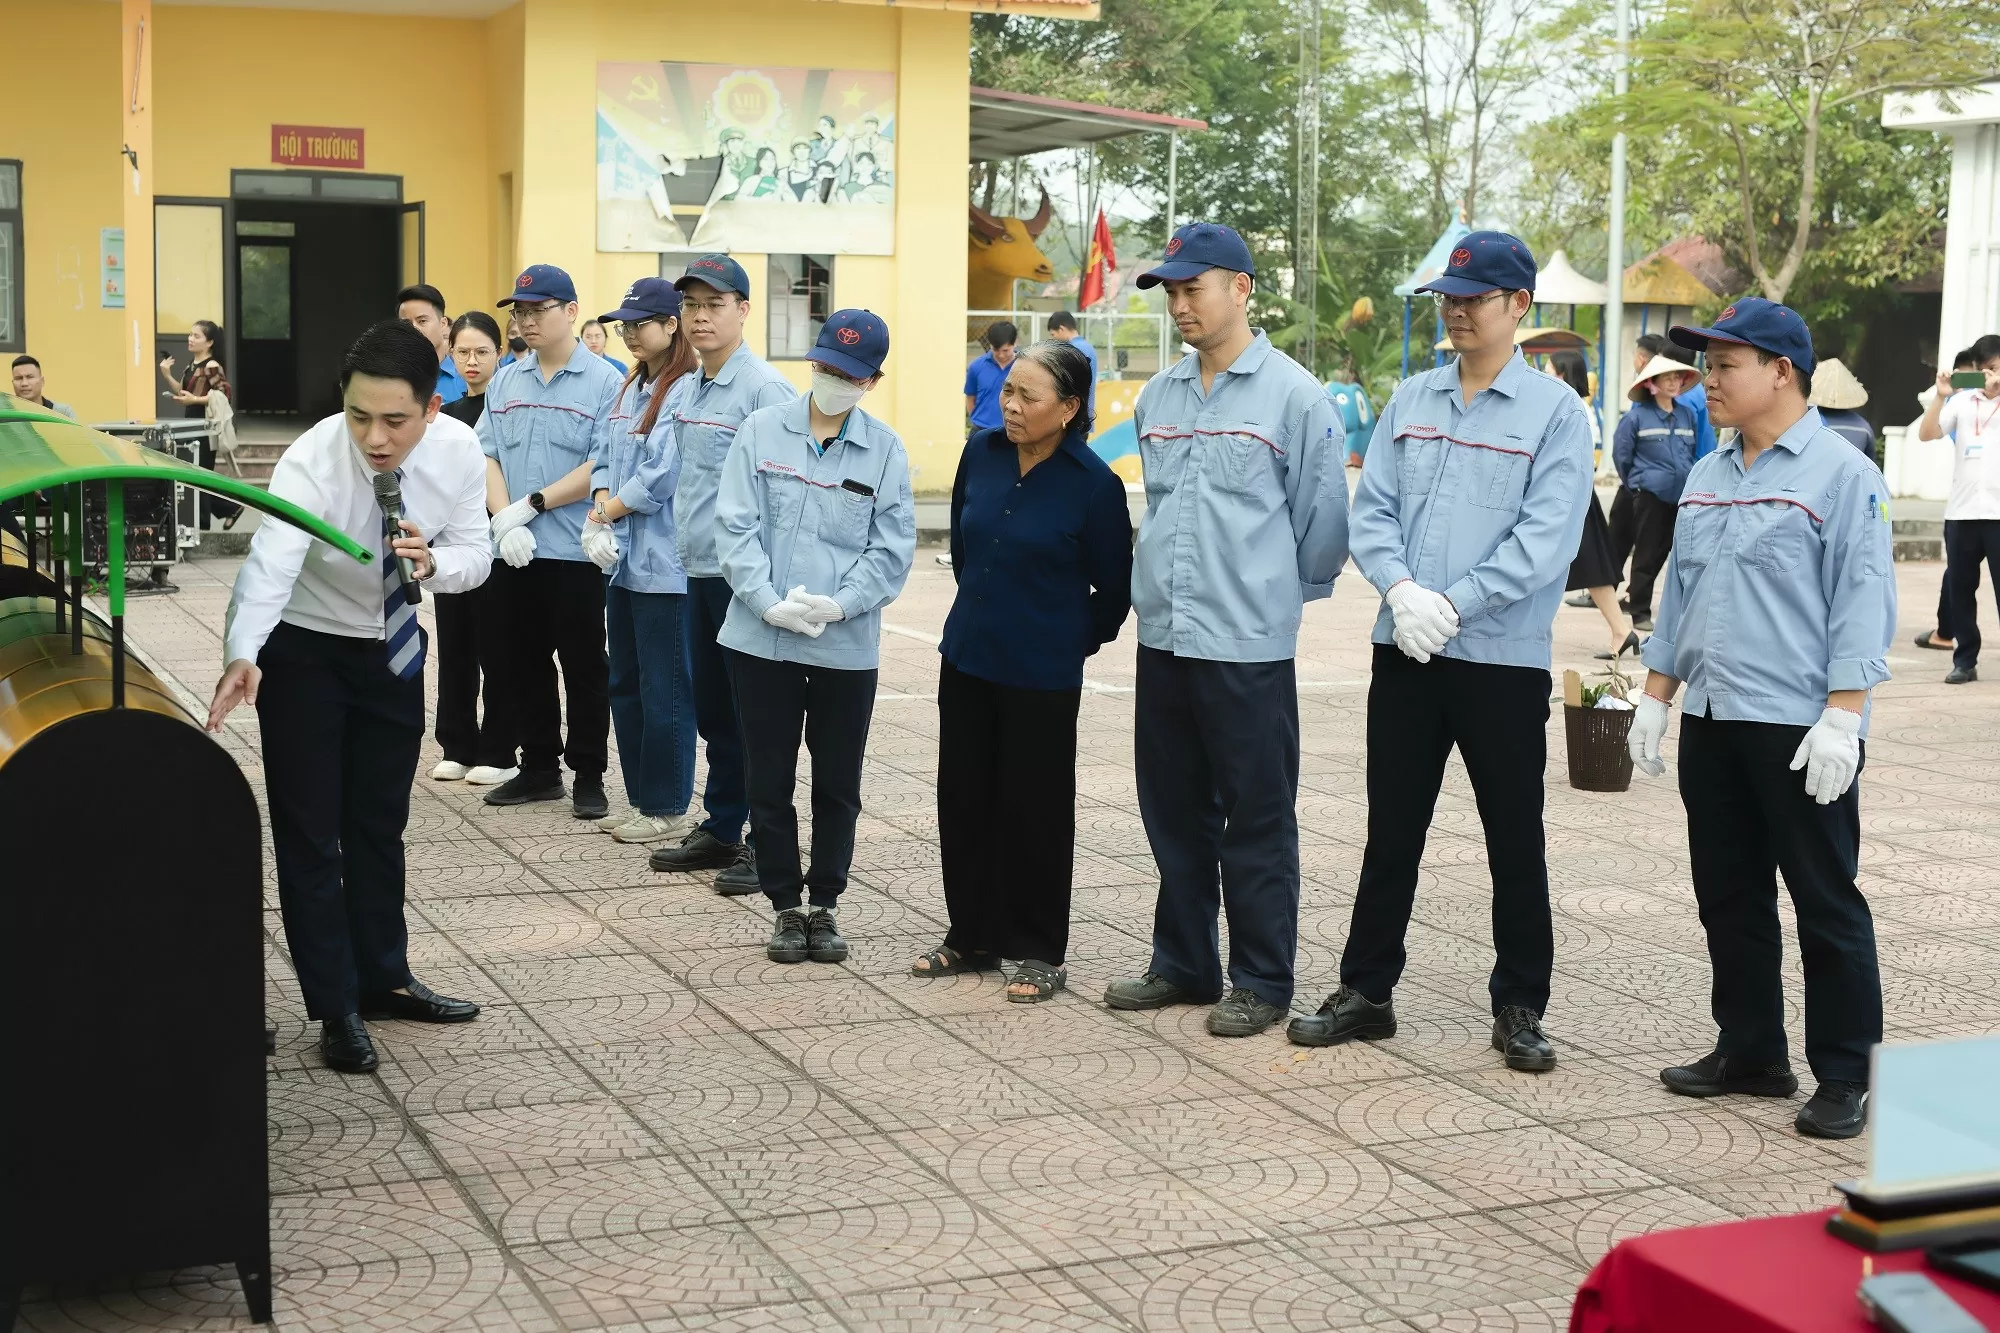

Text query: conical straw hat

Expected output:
[1809,358,1868,410]
[1628,355,1697,402]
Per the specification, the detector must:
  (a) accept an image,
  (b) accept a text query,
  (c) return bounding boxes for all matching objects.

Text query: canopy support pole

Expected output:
[108,481,126,709]
[1165,132,1178,237]
[69,483,85,657]
[50,488,66,637]
[1602,0,1630,451]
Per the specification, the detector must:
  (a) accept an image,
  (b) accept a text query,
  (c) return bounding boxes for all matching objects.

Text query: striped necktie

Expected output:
[382,470,424,680]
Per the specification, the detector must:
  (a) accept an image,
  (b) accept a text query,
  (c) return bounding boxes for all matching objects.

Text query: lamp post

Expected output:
[1602,0,1630,447]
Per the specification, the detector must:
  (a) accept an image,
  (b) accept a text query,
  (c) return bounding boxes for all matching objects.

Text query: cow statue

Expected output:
[968,190,1055,312]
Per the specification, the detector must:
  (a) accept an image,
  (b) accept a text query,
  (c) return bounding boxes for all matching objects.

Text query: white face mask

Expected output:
[810,369,868,416]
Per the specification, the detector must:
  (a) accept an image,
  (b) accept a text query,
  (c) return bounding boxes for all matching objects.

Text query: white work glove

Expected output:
[497,525,537,569]
[1628,693,1671,777]
[787,585,845,625]
[490,496,537,542]
[581,519,620,572]
[1384,580,1459,663]
[763,598,825,638]
[1790,705,1862,805]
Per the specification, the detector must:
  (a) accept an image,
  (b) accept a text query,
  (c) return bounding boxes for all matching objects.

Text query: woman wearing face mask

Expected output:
[912,340,1132,1002]
[430,311,520,786]
[713,310,915,968]
[584,280,701,844]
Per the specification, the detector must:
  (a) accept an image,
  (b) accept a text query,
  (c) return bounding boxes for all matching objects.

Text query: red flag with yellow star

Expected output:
[1078,208,1117,310]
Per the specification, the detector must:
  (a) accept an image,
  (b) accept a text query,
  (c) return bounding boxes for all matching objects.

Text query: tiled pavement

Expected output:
[18,549,2000,1332]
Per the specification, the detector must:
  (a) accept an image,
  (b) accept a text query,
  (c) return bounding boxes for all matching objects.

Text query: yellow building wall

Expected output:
[0,0,126,422]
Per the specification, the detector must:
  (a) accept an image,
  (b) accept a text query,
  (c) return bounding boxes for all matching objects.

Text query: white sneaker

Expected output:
[934,553,953,568]
[430,760,470,782]
[463,765,518,786]
[612,814,690,844]
[596,811,631,831]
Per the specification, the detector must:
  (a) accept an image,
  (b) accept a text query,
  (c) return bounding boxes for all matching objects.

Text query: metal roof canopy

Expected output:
[969,86,1206,161]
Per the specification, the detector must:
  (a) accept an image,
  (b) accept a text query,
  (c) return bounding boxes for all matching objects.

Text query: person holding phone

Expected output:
[1917,334,2000,684]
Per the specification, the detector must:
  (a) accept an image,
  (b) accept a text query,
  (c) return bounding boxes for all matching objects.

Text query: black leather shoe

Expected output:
[650,828,741,873]
[1946,665,1978,685]
[1103,972,1221,1011]
[1287,985,1397,1046]
[1207,988,1284,1037]
[320,1015,378,1073]
[484,771,565,806]
[768,908,810,963]
[362,979,480,1024]
[806,908,848,963]
[571,774,609,820]
[1796,1080,1868,1138]
[1492,1005,1557,1072]
[1660,1050,1798,1098]
[714,845,761,896]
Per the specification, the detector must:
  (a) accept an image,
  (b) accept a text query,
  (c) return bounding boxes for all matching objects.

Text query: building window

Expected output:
[767,255,832,360]
[0,162,22,353]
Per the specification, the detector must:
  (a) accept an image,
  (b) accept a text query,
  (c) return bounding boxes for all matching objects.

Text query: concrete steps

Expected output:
[1895,517,1942,562]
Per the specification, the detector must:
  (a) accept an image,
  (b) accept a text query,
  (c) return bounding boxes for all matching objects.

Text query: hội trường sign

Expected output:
[271,125,365,171]
[596,62,895,256]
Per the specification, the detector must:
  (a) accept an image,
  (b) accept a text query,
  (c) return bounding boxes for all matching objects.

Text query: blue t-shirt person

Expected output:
[963,349,1013,431]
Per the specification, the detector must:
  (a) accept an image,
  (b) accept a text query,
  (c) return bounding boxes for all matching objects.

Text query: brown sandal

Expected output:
[909,944,998,977]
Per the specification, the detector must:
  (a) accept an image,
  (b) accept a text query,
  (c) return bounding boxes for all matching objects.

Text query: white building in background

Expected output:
[1886,84,2000,362]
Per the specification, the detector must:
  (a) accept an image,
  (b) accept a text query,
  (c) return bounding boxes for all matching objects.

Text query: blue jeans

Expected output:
[686,575,750,844]
[606,583,696,818]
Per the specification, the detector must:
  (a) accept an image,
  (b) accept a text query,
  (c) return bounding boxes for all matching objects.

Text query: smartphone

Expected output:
[1951,371,1987,390]
[1859,1272,1987,1332]
[1927,1240,2000,1295]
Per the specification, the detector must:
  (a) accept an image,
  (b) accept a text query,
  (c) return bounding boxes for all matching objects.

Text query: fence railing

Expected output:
[966,309,1177,384]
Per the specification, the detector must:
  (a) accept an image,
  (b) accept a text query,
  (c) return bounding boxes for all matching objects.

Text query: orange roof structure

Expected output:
[1623,236,1740,305]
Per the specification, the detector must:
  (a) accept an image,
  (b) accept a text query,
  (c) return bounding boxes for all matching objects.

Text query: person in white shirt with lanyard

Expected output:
[1917,333,2000,685]
[207,322,493,1076]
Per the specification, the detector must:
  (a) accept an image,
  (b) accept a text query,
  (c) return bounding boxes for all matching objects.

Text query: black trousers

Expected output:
[198,435,242,525]
[257,621,422,1020]
[486,556,609,777]
[1947,518,2000,672]
[1135,646,1300,1009]
[1624,490,1678,616]
[1679,712,1880,1083]
[1341,645,1553,1016]
[687,575,751,845]
[431,576,516,768]
[936,658,1082,965]
[1606,484,1635,587]
[725,649,876,911]
[1935,531,1954,640]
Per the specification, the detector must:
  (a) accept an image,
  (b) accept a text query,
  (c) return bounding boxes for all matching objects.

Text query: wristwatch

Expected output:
[528,490,547,513]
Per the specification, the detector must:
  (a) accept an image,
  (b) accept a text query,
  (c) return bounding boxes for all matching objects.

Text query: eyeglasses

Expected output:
[681,297,735,315]
[1431,290,1513,313]
[512,301,564,323]
[609,318,665,337]
[454,345,497,360]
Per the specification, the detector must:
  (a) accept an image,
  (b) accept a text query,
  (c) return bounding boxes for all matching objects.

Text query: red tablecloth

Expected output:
[1571,1208,2000,1332]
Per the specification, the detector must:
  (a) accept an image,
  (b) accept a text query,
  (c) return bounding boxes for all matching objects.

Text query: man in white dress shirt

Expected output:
[207,322,492,1074]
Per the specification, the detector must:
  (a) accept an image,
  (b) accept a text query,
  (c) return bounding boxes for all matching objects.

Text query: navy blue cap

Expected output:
[498,263,577,307]
[807,309,889,379]
[600,277,682,324]
[1670,297,1815,375]
[1414,231,1537,297]
[675,254,751,300]
[1135,223,1256,289]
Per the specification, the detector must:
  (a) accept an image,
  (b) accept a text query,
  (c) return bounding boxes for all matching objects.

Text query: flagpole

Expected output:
[1166,132,1178,235]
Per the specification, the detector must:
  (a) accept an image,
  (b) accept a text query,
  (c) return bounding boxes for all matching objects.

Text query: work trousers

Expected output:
[1623,490,1678,617]
[1605,484,1635,586]
[257,621,421,1020]
[1135,646,1301,1009]
[1679,713,1880,1083]
[1947,518,2000,672]
[606,583,696,818]
[1934,530,1954,641]
[687,575,751,845]
[725,649,876,911]
[486,556,609,778]
[936,658,1082,966]
[1340,646,1554,1016]
[431,577,516,769]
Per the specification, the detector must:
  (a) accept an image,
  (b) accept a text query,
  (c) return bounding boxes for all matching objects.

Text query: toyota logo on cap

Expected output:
[516,273,532,288]
[1450,247,1472,268]
[1165,237,1183,256]
[836,327,862,345]
[1719,305,1736,320]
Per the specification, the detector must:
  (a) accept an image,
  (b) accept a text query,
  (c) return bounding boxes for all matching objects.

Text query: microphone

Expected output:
[372,470,423,606]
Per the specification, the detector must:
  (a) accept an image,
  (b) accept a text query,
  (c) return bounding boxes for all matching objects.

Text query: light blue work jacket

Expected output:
[476,340,625,563]
[670,342,798,578]
[590,372,690,595]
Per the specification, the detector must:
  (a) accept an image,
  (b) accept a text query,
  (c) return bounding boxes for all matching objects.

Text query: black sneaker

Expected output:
[1660,1051,1798,1098]
[1207,988,1284,1037]
[1491,1005,1557,1072]
[1102,972,1220,1011]
[1796,1080,1868,1139]
[767,908,810,964]
[1287,986,1397,1046]
[571,774,609,820]
[649,828,741,873]
[806,908,848,963]
[484,771,565,806]
[714,844,760,896]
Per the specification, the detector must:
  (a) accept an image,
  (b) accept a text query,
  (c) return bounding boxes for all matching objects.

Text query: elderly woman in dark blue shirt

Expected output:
[910,340,1132,1002]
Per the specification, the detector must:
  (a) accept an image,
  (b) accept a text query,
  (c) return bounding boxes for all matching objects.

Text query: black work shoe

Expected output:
[767,908,810,964]
[649,828,741,873]
[1631,613,1654,632]
[1796,1080,1868,1139]
[714,845,761,896]
[806,909,848,963]
[571,774,610,820]
[1288,985,1397,1046]
[361,979,480,1024]
[320,1015,378,1073]
[1492,1005,1557,1072]
[484,771,565,806]
[1102,972,1220,1011]
[1659,1050,1798,1099]
[1207,987,1284,1037]
[1947,665,1978,685]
